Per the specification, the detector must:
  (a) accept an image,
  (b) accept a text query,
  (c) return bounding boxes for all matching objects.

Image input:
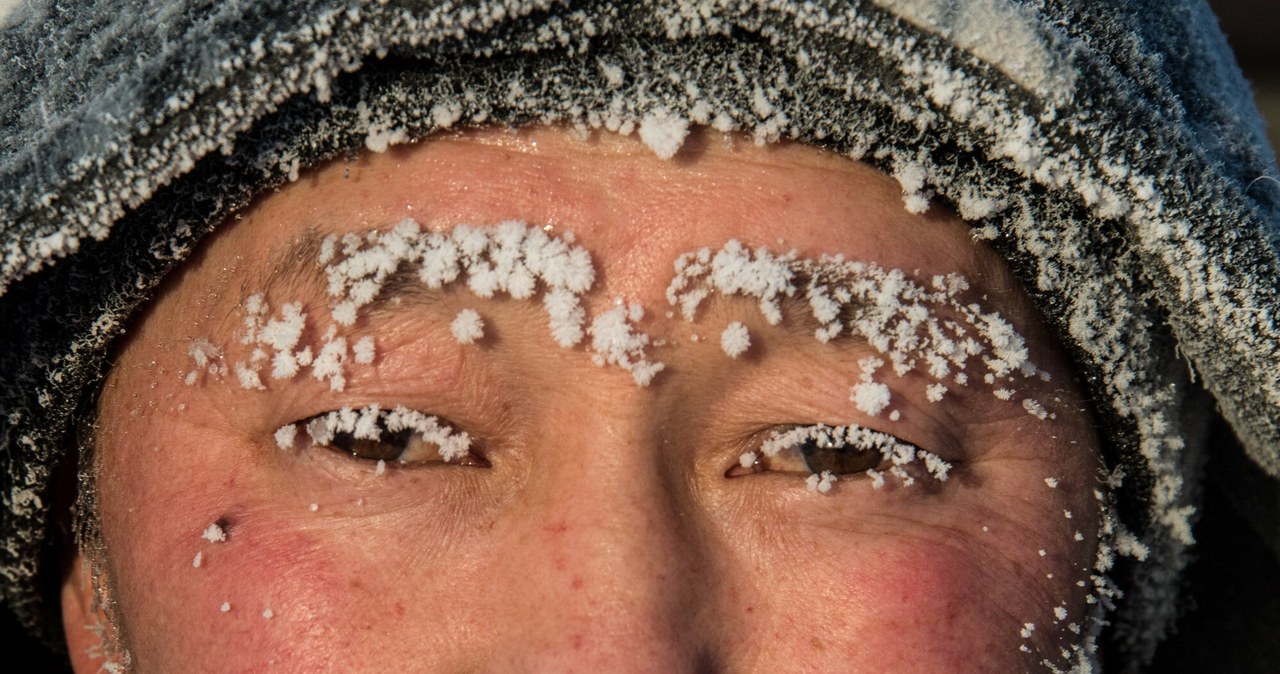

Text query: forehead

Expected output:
[181,127,1022,328]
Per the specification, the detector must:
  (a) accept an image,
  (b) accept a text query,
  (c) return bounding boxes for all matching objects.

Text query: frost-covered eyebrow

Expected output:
[248,227,458,320]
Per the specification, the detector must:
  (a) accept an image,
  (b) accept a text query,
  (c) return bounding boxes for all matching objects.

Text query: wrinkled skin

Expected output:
[63,128,1101,673]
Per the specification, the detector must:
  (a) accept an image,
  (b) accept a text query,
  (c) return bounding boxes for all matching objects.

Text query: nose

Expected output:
[492,403,719,672]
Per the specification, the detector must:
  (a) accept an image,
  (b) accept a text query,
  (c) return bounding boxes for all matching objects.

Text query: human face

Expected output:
[63,127,1101,672]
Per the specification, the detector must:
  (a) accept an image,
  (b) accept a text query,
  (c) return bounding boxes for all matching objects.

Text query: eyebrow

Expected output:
[240,225,528,326]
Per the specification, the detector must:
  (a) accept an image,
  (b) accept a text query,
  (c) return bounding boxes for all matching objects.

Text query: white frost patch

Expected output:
[1020,622,1035,639]
[720,321,751,358]
[319,219,595,354]
[262,608,274,620]
[1022,397,1049,420]
[871,0,1076,102]
[1044,476,1059,488]
[185,338,225,384]
[638,109,690,160]
[274,424,297,450]
[852,381,891,417]
[665,242,1049,418]
[220,601,231,613]
[587,302,665,386]
[201,523,226,543]
[806,471,838,493]
[192,551,203,569]
[352,336,376,364]
[451,309,485,344]
[234,362,265,391]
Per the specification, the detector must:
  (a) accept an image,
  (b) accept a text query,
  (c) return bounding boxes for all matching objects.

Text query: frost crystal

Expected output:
[638,109,690,160]
[352,336,376,364]
[586,303,665,386]
[451,309,485,345]
[305,405,473,463]
[760,424,950,489]
[805,471,838,493]
[665,242,1049,417]
[201,523,226,543]
[274,424,297,450]
[852,381,891,417]
[720,321,751,358]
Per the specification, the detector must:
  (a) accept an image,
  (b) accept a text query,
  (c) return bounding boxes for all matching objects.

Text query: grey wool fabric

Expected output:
[1,0,1278,670]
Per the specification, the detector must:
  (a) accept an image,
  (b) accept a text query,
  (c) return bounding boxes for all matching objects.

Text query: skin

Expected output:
[62,127,1101,673]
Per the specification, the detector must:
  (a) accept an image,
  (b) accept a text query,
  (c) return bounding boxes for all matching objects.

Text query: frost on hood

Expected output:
[870,0,1076,103]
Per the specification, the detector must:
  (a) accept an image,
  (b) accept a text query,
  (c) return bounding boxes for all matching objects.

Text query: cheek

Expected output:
[99,494,355,671]
[750,536,1080,671]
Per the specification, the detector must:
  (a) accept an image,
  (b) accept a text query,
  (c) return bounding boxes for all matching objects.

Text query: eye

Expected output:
[727,424,951,491]
[278,405,489,467]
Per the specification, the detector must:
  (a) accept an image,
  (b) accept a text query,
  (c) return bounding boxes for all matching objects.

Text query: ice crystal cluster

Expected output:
[666,240,1049,418]
[185,220,670,391]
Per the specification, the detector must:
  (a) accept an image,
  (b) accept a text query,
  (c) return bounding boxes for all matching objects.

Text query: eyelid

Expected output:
[731,423,953,488]
[279,404,485,467]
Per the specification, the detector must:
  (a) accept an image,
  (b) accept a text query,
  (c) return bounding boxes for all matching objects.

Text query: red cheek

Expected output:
[811,542,1013,666]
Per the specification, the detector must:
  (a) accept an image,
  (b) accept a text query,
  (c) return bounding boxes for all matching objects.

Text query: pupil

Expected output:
[332,426,416,461]
[800,439,877,475]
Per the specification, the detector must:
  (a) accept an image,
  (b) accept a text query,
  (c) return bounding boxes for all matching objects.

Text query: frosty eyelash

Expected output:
[274,405,487,467]
[730,423,952,493]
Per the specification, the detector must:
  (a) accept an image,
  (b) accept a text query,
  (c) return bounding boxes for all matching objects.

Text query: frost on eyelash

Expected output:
[285,404,472,462]
[759,423,951,488]
[666,240,1049,414]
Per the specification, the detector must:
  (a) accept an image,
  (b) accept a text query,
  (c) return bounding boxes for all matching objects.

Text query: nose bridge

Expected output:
[509,391,711,669]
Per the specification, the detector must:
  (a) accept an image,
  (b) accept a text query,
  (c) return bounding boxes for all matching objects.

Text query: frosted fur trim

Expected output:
[0,1,1276,666]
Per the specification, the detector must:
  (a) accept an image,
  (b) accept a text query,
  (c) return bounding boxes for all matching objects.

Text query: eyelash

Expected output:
[281,405,489,467]
[729,423,952,490]
[279,409,948,490]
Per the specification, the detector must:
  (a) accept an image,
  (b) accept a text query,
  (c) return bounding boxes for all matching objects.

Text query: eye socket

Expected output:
[727,424,951,490]
[282,405,489,467]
